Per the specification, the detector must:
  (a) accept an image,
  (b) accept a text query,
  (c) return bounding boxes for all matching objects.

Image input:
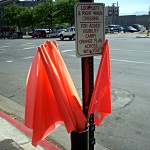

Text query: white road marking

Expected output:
[23,47,35,50]
[6,60,13,63]
[111,49,150,53]
[61,49,75,53]
[111,59,150,65]
[95,57,150,65]
[21,43,33,46]
[22,56,33,60]
[0,46,10,48]
[70,55,76,57]
[5,56,33,63]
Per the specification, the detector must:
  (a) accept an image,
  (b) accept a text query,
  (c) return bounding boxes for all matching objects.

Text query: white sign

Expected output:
[75,3,105,57]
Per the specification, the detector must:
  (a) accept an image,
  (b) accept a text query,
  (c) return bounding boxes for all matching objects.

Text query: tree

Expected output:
[3,4,31,30]
[32,1,54,28]
[54,0,79,26]
[2,0,79,30]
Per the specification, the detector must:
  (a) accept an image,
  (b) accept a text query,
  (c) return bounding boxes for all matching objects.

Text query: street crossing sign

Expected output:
[75,3,105,57]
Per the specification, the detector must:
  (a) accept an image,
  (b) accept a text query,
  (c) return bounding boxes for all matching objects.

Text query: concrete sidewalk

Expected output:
[0,95,109,150]
[0,111,60,150]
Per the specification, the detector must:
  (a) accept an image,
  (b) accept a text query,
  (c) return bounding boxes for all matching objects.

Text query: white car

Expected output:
[56,29,66,37]
[59,27,75,40]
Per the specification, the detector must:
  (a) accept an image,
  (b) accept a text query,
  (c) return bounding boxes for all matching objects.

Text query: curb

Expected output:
[136,36,150,38]
[0,111,60,150]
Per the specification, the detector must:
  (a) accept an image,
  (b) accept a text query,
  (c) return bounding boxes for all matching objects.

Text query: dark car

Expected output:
[11,32,23,39]
[131,24,146,32]
[105,26,110,33]
[108,25,125,33]
[28,30,35,36]
[125,26,137,32]
[32,30,46,38]
[3,32,13,39]
[131,24,142,31]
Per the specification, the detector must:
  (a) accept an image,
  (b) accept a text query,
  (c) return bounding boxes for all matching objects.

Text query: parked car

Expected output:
[105,26,110,33]
[3,32,13,39]
[108,25,125,33]
[29,29,51,37]
[56,29,66,37]
[11,31,23,39]
[125,26,137,32]
[59,27,75,40]
[42,29,52,37]
[131,24,146,32]
[32,30,46,38]
[28,30,35,36]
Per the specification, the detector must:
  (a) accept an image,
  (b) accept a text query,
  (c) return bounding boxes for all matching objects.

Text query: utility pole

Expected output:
[112,2,119,24]
[116,2,119,24]
[112,3,115,24]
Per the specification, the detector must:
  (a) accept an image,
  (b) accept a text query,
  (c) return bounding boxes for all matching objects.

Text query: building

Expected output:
[105,4,150,29]
[118,15,150,29]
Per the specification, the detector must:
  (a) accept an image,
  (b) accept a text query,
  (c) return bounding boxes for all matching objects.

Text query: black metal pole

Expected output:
[79,0,95,150]
[82,57,95,150]
[71,0,95,150]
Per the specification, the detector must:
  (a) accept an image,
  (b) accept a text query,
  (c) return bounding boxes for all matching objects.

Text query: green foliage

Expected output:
[54,0,79,26]
[3,4,33,30]
[2,0,79,29]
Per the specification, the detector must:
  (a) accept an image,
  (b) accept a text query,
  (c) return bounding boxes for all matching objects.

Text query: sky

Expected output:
[94,0,150,15]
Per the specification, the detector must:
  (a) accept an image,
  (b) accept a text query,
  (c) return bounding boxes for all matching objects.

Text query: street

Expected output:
[0,33,150,150]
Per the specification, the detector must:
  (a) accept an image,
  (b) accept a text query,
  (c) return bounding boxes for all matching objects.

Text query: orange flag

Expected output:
[43,41,86,132]
[25,41,86,146]
[88,40,112,126]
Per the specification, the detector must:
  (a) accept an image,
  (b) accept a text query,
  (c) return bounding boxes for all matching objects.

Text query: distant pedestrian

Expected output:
[147,28,150,36]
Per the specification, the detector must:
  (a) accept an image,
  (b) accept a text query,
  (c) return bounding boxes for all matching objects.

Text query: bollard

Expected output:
[71,128,89,150]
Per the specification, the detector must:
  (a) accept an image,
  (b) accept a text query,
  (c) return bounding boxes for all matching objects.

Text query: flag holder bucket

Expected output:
[71,128,89,150]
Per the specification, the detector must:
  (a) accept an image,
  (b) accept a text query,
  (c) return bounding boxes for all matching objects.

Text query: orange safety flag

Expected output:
[25,41,86,146]
[88,40,112,126]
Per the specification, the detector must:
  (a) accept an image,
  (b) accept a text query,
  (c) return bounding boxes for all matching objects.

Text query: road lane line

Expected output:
[0,46,10,48]
[61,49,75,53]
[21,43,34,46]
[95,57,150,65]
[6,60,13,63]
[111,49,150,53]
[5,56,33,63]
[111,59,150,65]
[22,56,33,60]
[23,47,35,50]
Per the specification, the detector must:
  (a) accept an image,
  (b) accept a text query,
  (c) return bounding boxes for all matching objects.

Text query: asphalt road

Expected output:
[0,33,150,150]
